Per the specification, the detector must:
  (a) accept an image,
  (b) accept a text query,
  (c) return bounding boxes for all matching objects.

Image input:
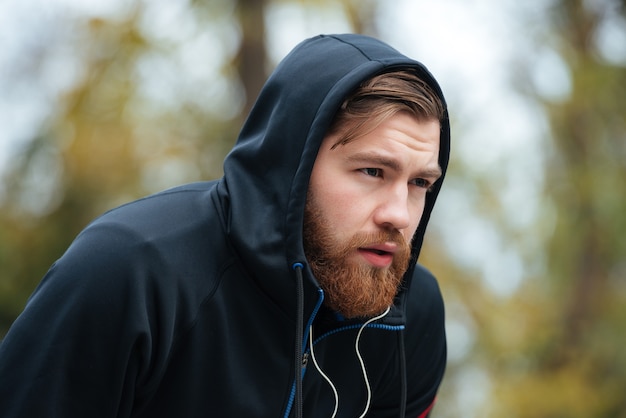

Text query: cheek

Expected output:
[319,190,358,228]
[405,201,426,240]
[312,184,370,243]
[405,221,420,242]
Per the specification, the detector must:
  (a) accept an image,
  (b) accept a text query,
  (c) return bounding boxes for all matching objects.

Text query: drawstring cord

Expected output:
[292,263,305,418]
[398,329,407,418]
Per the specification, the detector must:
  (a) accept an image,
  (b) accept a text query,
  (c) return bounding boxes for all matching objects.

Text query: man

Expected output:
[0,34,450,417]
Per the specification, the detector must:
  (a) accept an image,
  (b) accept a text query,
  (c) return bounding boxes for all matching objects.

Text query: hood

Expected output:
[218,34,450,317]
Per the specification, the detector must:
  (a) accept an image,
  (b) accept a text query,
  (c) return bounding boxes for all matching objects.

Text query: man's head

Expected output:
[303,70,444,318]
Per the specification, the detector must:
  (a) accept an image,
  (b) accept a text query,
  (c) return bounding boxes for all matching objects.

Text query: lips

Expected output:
[357,242,398,268]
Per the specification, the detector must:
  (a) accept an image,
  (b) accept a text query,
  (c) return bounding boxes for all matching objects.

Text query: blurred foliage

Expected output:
[0,6,241,329]
[0,1,249,331]
[0,0,377,331]
[427,1,626,417]
[1,0,625,417]
[502,1,626,416]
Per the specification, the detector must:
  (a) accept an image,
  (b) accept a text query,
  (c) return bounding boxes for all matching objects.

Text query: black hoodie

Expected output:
[0,34,449,418]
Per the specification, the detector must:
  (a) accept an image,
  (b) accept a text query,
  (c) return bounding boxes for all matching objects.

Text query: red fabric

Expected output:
[417,398,436,418]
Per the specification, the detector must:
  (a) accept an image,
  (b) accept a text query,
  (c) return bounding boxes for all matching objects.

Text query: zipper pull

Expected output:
[301,352,309,370]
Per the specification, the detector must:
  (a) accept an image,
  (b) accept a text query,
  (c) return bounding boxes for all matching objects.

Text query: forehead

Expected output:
[323,113,441,155]
[329,111,440,148]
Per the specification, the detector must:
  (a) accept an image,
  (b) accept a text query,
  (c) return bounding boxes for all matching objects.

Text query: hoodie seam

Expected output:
[308,323,405,352]
[327,34,377,62]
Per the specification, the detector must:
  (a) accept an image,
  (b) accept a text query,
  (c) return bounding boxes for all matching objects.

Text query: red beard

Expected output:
[303,195,412,319]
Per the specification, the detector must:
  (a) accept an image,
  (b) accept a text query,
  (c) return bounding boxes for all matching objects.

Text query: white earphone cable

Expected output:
[356,306,391,418]
[308,306,391,418]
[309,325,339,418]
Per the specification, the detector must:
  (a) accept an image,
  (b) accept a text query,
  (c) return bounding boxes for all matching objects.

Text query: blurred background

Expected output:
[1,0,625,416]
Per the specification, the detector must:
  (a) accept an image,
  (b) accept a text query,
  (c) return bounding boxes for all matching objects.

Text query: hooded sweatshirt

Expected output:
[0,34,450,418]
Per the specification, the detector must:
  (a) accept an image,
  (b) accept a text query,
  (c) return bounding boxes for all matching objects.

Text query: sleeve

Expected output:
[0,223,168,418]
[402,264,447,418]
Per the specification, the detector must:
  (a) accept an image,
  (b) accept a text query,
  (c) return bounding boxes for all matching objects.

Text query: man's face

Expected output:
[303,112,441,318]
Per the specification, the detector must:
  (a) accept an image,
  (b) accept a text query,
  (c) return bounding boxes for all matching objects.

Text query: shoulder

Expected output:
[36,180,229,313]
[60,181,220,271]
[405,263,445,321]
[91,181,218,234]
[403,263,446,354]
[402,264,447,413]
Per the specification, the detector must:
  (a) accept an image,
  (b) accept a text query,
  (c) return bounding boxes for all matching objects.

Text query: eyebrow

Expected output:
[346,152,443,179]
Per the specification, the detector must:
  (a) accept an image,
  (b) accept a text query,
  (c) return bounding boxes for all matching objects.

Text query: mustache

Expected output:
[340,230,411,259]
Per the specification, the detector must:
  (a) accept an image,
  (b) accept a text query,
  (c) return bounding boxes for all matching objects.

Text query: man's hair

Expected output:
[328,70,445,148]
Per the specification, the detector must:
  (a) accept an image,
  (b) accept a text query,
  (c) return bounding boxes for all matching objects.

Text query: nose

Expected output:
[373,184,413,232]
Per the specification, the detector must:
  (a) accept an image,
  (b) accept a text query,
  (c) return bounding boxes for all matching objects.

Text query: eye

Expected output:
[360,168,382,177]
[410,178,432,190]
